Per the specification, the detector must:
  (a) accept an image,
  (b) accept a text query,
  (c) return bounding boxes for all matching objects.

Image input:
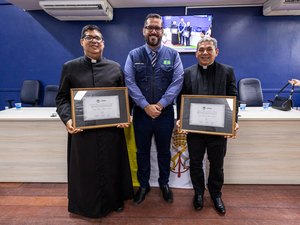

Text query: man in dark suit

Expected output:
[177,36,239,214]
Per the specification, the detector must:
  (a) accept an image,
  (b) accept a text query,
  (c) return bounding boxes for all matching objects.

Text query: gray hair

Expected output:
[197,36,218,50]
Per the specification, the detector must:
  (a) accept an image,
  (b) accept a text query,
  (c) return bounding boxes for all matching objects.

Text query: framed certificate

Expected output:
[70,87,130,130]
[179,95,237,136]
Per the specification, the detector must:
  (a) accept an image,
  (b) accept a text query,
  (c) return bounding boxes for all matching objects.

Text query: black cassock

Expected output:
[56,56,133,218]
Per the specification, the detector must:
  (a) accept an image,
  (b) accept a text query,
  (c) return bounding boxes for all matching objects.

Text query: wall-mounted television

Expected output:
[161,15,213,53]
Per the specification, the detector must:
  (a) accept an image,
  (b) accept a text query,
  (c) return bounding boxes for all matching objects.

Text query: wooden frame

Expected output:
[179,95,236,136]
[70,87,130,130]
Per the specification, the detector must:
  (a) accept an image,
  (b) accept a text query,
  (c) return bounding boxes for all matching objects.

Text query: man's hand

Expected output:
[225,122,239,139]
[116,115,132,128]
[289,79,300,86]
[144,104,162,119]
[117,123,130,128]
[66,119,83,134]
[175,120,188,134]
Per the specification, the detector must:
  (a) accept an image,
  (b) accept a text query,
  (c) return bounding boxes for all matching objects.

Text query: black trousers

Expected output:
[187,133,227,198]
[133,106,174,188]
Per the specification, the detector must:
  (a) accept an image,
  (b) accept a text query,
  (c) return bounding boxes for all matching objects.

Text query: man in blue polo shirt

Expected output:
[124,13,184,205]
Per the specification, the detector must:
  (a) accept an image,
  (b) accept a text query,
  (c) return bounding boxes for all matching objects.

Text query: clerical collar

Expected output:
[199,62,215,70]
[84,55,101,64]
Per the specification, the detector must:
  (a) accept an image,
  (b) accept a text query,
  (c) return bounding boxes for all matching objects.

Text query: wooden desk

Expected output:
[226,107,300,184]
[0,107,67,182]
[0,107,299,184]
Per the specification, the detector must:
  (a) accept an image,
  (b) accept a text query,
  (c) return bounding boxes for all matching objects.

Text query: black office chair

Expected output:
[43,85,59,107]
[7,80,40,108]
[238,78,264,106]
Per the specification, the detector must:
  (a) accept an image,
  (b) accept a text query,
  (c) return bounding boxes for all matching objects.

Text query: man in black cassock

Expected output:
[177,36,239,215]
[56,24,133,218]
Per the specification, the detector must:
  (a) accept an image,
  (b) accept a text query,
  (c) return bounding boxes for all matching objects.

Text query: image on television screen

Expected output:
[161,15,213,53]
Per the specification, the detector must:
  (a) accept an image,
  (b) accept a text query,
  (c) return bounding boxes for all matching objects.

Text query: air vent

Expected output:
[39,0,113,21]
[263,0,300,16]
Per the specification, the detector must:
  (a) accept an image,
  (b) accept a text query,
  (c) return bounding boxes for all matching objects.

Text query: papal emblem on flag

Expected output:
[171,129,190,177]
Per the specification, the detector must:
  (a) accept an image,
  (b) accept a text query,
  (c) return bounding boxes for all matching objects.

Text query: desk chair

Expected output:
[238,78,264,106]
[7,80,40,108]
[43,85,59,107]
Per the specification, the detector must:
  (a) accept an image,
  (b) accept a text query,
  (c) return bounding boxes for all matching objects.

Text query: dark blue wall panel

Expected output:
[0,4,299,109]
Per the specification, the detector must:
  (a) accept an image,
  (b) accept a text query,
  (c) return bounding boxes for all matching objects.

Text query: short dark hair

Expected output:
[81,24,102,38]
[144,13,163,27]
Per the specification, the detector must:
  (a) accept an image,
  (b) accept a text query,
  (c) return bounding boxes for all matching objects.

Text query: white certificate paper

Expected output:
[189,103,225,128]
[83,95,120,121]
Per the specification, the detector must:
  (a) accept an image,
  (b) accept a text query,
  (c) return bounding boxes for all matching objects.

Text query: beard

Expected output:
[145,35,162,47]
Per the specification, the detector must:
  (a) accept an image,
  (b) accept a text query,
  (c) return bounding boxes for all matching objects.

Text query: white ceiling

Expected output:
[8,0,268,11]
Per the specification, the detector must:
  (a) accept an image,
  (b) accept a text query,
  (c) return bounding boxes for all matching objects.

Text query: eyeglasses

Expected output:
[144,26,163,32]
[83,35,103,42]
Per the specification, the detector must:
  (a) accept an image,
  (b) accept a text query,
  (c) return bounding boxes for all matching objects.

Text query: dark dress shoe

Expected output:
[212,197,226,214]
[160,184,173,203]
[193,194,203,210]
[115,203,124,212]
[133,187,150,205]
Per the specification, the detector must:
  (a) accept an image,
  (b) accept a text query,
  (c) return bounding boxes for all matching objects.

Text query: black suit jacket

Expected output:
[177,61,238,121]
